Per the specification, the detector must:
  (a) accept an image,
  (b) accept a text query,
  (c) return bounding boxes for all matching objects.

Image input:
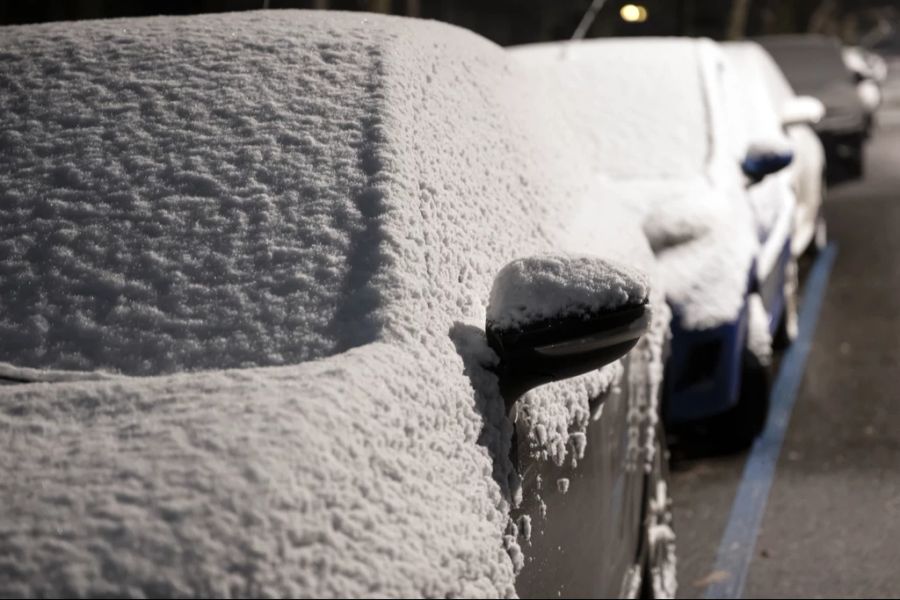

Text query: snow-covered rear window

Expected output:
[512,39,711,180]
[0,16,391,375]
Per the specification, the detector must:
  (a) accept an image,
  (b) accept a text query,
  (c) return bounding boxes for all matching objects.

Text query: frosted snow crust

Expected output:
[0,11,667,598]
[487,254,649,331]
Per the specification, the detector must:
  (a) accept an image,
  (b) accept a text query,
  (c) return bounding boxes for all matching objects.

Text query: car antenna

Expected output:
[572,0,608,40]
[563,0,608,58]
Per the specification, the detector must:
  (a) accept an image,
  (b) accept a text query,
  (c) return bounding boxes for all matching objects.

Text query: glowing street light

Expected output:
[620,3,648,23]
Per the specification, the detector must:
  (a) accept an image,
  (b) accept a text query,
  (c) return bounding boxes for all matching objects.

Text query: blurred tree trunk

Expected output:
[727,0,752,39]
[313,0,329,8]
[808,0,845,35]
[368,0,391,13]
[406,0,420,17]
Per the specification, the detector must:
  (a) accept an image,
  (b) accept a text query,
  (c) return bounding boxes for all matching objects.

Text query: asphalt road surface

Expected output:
[671,71,900,598]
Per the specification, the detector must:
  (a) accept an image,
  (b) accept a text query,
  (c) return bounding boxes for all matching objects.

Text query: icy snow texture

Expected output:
[486,254,649,330]
[746,293,773,365]
[0,12,396,374]
[0,10,666,598]
[512,39,761,331]
[513,40,711,181]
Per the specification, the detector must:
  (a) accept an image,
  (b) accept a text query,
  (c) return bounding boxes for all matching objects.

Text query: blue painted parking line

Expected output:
[704,243,838,599]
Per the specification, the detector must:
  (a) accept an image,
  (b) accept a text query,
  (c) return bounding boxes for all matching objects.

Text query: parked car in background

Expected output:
[723,40,829,342]
[512,38,796,446]
[723,41,828,259]
[843,44,887,121]
[758,35,869,182]
[0,10,676,598]
[722,41,801,348]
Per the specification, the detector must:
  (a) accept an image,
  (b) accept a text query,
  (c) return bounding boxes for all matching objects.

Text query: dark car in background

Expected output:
[758,35,870,182]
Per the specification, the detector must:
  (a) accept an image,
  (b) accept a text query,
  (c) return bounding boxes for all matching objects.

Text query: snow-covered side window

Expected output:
[701,42,751,177]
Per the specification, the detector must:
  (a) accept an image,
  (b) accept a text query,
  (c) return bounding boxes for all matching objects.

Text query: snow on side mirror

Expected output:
[742,140,794,184]
[485,255,650,404]
[781,96,825,127]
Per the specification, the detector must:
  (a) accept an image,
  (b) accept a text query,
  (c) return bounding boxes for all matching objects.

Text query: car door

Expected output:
[513,355,647,598]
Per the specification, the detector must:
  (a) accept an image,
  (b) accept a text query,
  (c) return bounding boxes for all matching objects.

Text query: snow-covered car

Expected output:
[512,38,797,445]
[723,41,828,260]
[0,10,676,598]
[843,45,887,123]
[723,40,829,341]
[758,35,869,182]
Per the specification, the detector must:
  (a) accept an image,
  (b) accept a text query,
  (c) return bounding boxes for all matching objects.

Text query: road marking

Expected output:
[703,243,838,599]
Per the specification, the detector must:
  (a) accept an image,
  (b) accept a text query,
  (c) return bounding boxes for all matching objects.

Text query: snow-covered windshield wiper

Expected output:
[0,364,115,386]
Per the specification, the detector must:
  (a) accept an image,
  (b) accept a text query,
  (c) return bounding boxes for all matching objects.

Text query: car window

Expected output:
[761,38,851,95]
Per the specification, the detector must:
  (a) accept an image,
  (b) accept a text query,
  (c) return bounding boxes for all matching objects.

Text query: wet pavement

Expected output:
[671,64,900,599]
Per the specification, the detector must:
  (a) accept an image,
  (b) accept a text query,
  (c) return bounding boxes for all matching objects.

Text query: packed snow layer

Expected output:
[0,10,668,598]
[0,349,516,598]
[511,39,761,331]
[589,179,756,331]
[746,293,773,366]
[0,11,394,374]
[486,254,649,330]
[512,39,710,180]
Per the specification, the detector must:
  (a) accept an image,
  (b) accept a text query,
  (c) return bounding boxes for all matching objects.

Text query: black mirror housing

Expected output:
[487,302,650,404]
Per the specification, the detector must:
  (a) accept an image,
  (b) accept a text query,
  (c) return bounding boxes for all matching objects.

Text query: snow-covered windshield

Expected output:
[512,39,711,180]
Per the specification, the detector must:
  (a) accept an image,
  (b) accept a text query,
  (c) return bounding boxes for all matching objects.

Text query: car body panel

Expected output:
[759,240,792,335]
[514,357,645,598]
[786,124,826,254]
[664,303,747,424]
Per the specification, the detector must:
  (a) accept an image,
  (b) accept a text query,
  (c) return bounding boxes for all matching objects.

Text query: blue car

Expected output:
[664,238,795,443]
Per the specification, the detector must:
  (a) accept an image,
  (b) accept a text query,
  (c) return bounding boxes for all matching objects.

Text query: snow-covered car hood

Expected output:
[590,178,758,330]
[0,10,668,598]
[1,347,518,597]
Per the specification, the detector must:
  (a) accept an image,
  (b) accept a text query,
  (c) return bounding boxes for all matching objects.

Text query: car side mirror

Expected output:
[741,141,794,184]
[485,255,651,404]
[781,96,825,127]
